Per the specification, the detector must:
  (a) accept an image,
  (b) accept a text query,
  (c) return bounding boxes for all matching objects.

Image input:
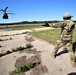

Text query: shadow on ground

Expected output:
[56,50,68,57]
[67,72,76,75]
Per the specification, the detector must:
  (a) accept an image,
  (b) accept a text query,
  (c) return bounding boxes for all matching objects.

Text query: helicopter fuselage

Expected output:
[3,11,8,19]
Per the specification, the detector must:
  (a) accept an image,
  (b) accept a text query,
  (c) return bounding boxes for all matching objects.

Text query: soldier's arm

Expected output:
[52,22,66,28]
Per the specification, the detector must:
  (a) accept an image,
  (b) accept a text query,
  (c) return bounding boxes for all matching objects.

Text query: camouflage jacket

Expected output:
[54,20,75,41]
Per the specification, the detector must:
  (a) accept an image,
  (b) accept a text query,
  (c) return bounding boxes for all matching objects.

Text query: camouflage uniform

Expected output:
[51,12,76,67]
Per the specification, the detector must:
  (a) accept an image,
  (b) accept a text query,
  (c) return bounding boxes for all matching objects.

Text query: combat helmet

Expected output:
[63,12,73,19]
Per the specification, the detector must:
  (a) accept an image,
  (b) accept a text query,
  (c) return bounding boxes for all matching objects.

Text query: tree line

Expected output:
[0,20,76,25]
[0,20,61,25]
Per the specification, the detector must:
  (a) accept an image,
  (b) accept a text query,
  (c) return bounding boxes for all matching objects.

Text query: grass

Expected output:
[9,61,40,75]
[13,25,46,30]
[28,28,76,45]
[29,28,60,44]
[0,39,3,41]
[73,28,76,42]
[0,43,33,57]
[0,23,46,30]
[0,38,12,41]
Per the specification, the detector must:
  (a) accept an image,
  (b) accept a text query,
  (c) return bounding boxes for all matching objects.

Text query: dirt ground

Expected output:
[0,29,76,75]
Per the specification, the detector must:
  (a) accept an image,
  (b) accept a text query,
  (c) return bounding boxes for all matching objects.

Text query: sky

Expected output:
[0,0,76,23]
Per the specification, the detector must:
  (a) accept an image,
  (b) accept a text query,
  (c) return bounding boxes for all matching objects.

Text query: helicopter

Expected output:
[0,6,14,19]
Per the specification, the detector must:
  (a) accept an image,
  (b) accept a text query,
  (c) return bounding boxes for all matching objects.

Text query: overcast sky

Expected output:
[0,0,76,23]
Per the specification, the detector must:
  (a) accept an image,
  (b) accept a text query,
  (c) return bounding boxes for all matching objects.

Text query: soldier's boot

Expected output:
[51,48,58,59]
[51,53,56,58]
[71,60,76,67]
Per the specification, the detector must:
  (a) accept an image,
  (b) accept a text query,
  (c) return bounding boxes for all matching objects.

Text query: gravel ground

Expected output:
[0,29,76,75]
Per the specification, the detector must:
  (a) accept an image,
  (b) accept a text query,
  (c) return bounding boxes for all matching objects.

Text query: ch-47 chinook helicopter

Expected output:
[0,6,14,19]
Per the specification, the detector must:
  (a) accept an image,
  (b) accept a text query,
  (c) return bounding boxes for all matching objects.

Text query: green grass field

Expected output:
[29,28,76,45]
[0,23,46,30]
[13,25,46,30]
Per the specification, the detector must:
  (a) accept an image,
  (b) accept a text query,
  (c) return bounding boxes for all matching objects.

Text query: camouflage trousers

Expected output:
[52,40,75,61]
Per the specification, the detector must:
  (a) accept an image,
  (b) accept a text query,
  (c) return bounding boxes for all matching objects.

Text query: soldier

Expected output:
[51,12,76,67]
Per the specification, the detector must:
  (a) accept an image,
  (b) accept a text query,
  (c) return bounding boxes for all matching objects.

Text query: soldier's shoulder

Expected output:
[69,20,75,25]
[64,20,75,25]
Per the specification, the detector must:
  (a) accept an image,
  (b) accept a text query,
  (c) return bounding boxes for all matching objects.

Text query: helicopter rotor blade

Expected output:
[7,13,15,14]
[5,6,8,10]
[0,9,4,11]
[7,10,13,12]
